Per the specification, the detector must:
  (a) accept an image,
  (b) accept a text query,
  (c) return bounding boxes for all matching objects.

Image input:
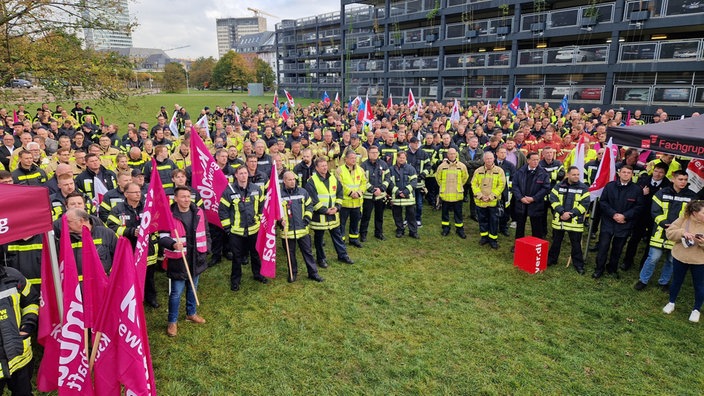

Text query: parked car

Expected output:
[7,79,32,88]
[624,88,649,101]
[682,0,704,12]
[661,88,690,101]
[555,48,596,62]
[574,88,603,100]
[673,48,699,59]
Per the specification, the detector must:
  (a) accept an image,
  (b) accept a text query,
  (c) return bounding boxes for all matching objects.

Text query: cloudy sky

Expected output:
[130,0,339,59]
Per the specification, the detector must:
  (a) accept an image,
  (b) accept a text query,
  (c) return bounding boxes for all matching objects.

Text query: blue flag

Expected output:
[560,94,569,117]
[322,91,331,104]
[508,90,522,115]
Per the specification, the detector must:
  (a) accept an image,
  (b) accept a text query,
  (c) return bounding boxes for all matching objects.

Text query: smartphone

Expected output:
[696,234,704,239]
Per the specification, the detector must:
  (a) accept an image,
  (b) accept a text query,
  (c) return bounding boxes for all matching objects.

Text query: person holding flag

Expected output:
[159,186,211,337]
[219,165,267,291]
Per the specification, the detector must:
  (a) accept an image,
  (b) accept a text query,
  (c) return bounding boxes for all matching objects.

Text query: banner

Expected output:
[195,114,209,134]
[58,217,93,395]
[81,225,108,330]
[574,136,587,182]
[37,234,61,392]
[686,159,704,194]
[94,237,155,395]
[257,163,283,278]
[0,185,52,244]
[190,132,229,227]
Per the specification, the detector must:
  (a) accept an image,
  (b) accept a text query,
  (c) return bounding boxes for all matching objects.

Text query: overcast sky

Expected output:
[130,0,340,59]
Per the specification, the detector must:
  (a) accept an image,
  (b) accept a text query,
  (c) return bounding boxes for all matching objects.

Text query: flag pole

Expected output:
[45,230,63,320]
[173,228,200,306]
[583,199,599,261]
[89,332,101,372]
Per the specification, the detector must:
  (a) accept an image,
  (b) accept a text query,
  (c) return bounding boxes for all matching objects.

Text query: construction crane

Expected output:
[247,7,280,19]
[163,45,191,52]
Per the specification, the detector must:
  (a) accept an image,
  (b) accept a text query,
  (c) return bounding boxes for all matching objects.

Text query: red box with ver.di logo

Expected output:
[513,236,548,274]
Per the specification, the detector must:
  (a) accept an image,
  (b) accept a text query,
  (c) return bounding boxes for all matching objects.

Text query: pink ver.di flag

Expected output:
[257,162,283,278]
[190,130,229,227]
[81,225,108,330]
[58,217,94,395]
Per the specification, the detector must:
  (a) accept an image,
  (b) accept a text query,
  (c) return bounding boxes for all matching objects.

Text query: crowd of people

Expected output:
[0,96,703,391]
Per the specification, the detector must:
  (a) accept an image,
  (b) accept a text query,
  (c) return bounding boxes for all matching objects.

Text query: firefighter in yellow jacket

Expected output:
[471,151,505,249]
[335,150,367,248]
[436,148,469,238]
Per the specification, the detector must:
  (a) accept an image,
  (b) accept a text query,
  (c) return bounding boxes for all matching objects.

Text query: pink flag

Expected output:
[257,162,283,278]
[94,237,155,395]
[81,225,108,330]
[13,110,19,123]
[407,89,416,108]
[100,116,105,127]
[134,159,175,289]
[58,217,94,395]
[37,234,61,392]
[190,131,229,227]
[284,89,295,108]
[626,110,631,126]
[589,138,616,201]
[0,184,53,244]
[387,94,393,111]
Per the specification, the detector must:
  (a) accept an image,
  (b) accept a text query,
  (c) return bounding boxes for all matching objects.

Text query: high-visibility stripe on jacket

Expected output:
[280,187,313,239]
[307,172,341,230]
[361,159,390,200]
[471,165,505,208]
[549,180,590,232]
[649,187,697,249]
[218,183,263,236]
[389,163,417,206]
[163,208,208,258]
[436,160,469,202]
[0,267,38,379]
[336,164,366,208]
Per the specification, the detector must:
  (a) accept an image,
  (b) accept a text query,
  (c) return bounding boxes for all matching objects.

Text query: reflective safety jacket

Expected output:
[280,187,313,239]
[305,171,342,230]
[127,153,150,172]
[361,158,390,201]
[143,157,178,189]
[389,163,417,206]
[549,180,590,232]
[75,166,117,201]
[406,148,431,188]
[336,164,366,208]
[471,165,505,208]
[0,267,38,380]
[69,224,118,274]
[421,144,438,177]
[649,186,697,250]
[107,200,158,265]
[50,191,96,221]
[11,165,47,186]
[218,182,264,236]
[99,187,126,223]
[646,158,682,181]
[436,159,469,202]
[538,159,565,186]
[5,235,43,287]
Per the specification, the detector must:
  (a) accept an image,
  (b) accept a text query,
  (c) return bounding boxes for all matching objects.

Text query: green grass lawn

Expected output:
[146,206,703,395]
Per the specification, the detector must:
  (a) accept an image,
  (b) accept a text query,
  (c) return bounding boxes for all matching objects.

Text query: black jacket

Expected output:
[599,180,645,237]
[512,165,551,216]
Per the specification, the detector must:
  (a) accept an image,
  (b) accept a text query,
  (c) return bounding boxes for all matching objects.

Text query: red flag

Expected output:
[94,237,155,395]
[58,217,94,395]
[92,176,109,207]
[573,136,587,182]
[100,116,105,127]
[284,89,295,108]
[273,91,279,109]
[407,89,416,108]
[387,94,393,111]
[37,234,61,392]
[0,185,53,244]
[190,131,229,227]
[449,99,460,123]
[589,138,616,201]
[81,225,108,330]
[364,96,374,123]
[256,162,283,278]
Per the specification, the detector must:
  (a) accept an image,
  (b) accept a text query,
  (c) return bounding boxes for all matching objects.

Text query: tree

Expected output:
[0,0,136,102]
[189,57,216,90]
[253,58,275,91]
[212,51,254,92]
[162,62,186,93]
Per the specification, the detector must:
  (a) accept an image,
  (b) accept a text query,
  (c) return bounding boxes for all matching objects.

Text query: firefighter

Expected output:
[360,145,390,241]
[389,151,418,238]
[436,148,469,238]
[471,151,506,249]
[336,150,367,247]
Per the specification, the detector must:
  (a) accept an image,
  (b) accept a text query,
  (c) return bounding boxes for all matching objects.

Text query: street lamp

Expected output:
[185,70,190,94]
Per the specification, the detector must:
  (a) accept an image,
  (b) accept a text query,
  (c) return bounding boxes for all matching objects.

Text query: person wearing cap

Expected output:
[406,136,431,227]
[344,132,368,166]
[80,106,97,125]
[156,106,168,120]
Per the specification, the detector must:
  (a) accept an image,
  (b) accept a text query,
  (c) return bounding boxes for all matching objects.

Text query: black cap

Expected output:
[409,137,419,143]
[12,121,22,126]
[85,106,92,110]
[204,106,210,111]
[131,169,143,177]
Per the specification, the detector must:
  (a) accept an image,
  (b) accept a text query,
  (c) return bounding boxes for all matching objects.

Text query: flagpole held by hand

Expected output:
[173,228,200,306]
[283,201,294,282]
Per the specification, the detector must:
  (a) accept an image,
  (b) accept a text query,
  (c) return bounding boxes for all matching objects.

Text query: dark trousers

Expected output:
[441,200,464,230]
[414,189,424,222]
[514,210,546,240]
[339,207,362,241]
[144,264,157,303]
[0,361,32,396]
[313,227,348,262]
[467,184,477,216]
[209,223,229,260]
[477,206,499,241]
[392,204,417,235]
[282,234,318,277]
[623,216,651,267]
[595,231,627,274]
[229,233,262,287]
[669,258,704,311]
[360,198,385,237]
[589,201,602,236]
[426,177,439,206]
[548,230,585,270]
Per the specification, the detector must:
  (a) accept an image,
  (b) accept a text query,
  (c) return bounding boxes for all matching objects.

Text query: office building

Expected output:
[83,0,133,50]
[216,17,267,58]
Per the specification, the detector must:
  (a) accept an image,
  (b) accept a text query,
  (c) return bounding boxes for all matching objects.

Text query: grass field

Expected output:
[17,92,701,394]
